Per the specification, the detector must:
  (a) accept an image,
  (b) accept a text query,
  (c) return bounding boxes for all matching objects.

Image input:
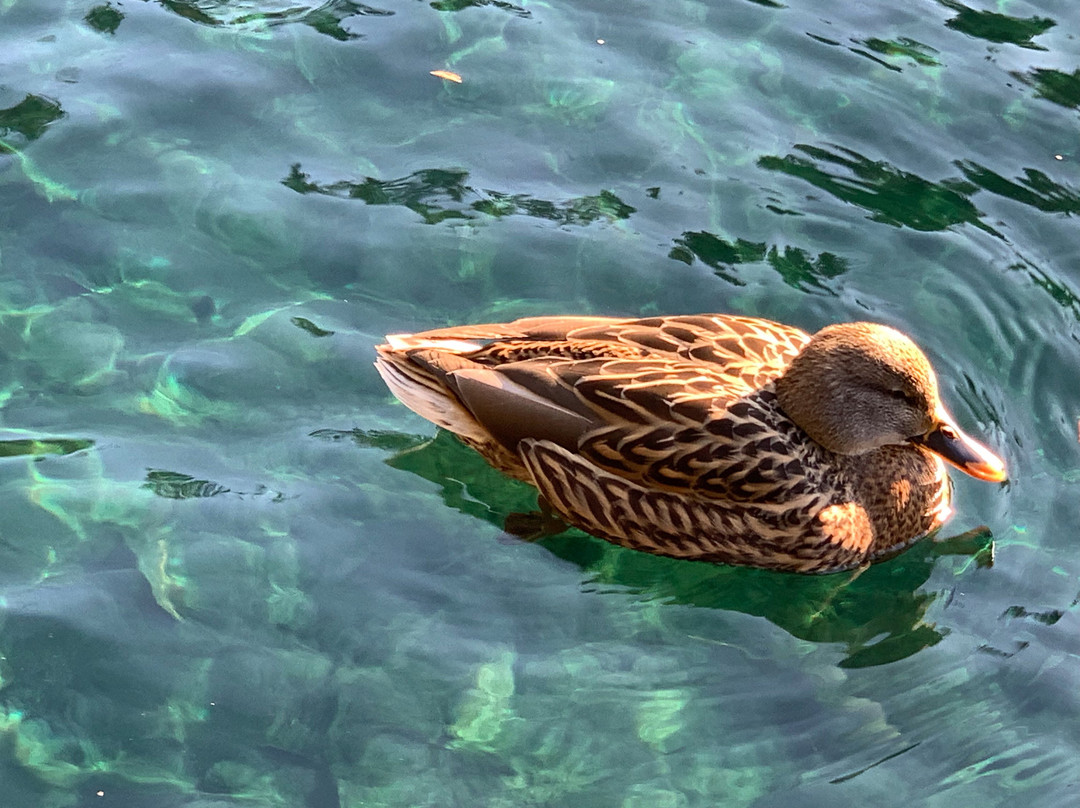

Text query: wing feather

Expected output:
[378,313,818,505]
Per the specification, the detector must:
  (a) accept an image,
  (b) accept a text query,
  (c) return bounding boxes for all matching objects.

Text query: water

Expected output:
[0,0,1077,805]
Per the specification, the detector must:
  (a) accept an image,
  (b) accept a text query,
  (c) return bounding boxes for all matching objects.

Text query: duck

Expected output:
[374,314,1006,573]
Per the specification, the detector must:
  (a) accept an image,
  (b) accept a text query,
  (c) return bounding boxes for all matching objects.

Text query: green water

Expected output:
[0,0,1077,805]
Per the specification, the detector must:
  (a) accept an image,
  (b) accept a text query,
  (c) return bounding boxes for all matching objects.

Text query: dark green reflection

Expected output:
[956,161,1080,215]
[310,427,428,454]
[764,246,847,292]
[938,0,1055,50]
[542,527,988,668]
[1001,605,1063,625]
[670,231,848,293]
[759,144,998,236]
[363,429,994,668]
[305,0,394,40]
[284,164,636,226]
[858,37,940,68]
[142,470,289,501]
[143,470,230,499]
[1010,260,1080,321]
[0,95,64,144]
[809,35,939,72]
[155,0,394,39]
[158,0,220,26]
[359,429,541,519]
[669,232,766,281]
[84,4,124,34]
[430,0,530,18]
[1013,68,1080,110]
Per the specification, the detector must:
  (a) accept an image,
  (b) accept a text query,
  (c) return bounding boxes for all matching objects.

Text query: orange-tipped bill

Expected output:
[914,411,1007,482]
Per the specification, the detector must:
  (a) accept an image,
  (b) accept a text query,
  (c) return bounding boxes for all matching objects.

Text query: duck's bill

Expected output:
[914,412,1007,483]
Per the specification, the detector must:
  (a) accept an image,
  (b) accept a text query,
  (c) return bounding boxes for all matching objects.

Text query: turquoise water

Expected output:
[0,0,1078,804]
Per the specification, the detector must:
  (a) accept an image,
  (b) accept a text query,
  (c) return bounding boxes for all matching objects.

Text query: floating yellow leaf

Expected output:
[430,69,463,83]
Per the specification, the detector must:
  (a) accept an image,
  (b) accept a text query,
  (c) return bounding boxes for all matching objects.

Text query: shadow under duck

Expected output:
[374,314,1006,573]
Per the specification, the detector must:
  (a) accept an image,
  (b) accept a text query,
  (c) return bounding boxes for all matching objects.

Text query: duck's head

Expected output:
[774,322,1007,482]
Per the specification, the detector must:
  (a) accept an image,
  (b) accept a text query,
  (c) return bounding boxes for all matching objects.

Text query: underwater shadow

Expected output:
[325,428,993,668]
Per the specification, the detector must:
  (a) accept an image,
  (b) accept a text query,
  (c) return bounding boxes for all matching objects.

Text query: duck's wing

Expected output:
[422,352,814,505]
[421,314,810,384]
[375,319,647,442]
[564,358,817,503]
[377,314,815,504]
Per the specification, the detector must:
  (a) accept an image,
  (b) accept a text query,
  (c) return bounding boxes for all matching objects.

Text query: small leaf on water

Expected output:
[430,70,463,83]
[290,317,335,337]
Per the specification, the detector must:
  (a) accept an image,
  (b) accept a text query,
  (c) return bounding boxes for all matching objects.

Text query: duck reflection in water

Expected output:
[351,429,994,669]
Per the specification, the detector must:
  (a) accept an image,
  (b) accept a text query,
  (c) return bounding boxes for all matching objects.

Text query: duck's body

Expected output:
[375,314,1005,573]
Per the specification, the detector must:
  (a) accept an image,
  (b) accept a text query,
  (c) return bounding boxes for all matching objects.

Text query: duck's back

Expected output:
[457,313,810,389]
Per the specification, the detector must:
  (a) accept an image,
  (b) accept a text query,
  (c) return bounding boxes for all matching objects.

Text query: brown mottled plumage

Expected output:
[374,314,1007,573]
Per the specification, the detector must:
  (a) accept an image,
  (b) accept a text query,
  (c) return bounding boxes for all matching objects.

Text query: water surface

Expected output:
[1,0,1078,805]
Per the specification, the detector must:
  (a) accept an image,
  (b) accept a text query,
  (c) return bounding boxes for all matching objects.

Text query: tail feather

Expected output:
[385,334,486,353]
[373,347,487,441]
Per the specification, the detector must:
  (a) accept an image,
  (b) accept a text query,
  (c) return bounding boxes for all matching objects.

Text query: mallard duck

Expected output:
[374,314,1006,573]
